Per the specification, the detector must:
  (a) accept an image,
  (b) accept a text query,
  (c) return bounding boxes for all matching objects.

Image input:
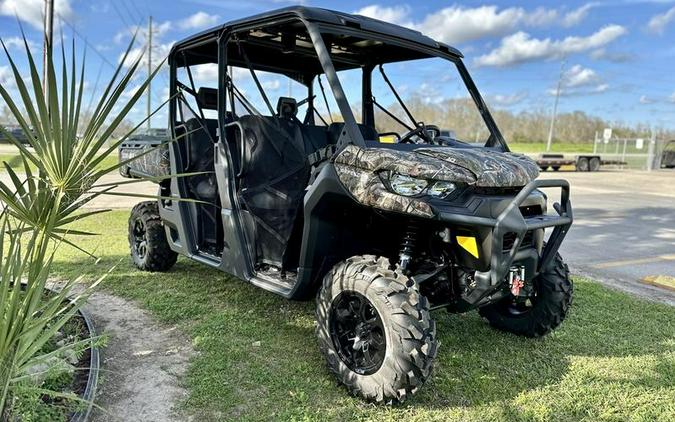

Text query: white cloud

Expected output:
[548,83,608,97]
[418,6,531,44]
[1,36,38,51]
[590,48,633,63]
[562,4,594,27]
[179,11,220,30]
[0,0,74,31]
[489,91,528,106]
[354,4,594,44]
[355,5,411,26]
[647,6,675,34]
[475,25,628,67]
[564,65,599,88]
[193,63,218,83]
[640,93,675,105]
[262,79,280,90]
[545,64,608,97]
[119,41,175,71]
[114,20,172,46]
[0,65,12,86]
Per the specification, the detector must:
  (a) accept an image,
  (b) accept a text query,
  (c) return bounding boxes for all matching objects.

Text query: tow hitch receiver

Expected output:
[509,266,526,296]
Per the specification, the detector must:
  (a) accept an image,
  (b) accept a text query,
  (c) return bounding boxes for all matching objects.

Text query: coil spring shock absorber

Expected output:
[398,224,418,271]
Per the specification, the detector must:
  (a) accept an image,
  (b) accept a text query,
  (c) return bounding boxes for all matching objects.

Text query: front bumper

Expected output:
[437,179,573,287]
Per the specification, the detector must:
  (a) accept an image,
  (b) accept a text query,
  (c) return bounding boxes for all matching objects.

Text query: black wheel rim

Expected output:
[329,291,386,375]
[132,219,148,260]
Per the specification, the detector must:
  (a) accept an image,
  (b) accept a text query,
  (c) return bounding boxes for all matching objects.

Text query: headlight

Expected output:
[384,172,457,199]
[388,173,428,196]
[427,181,457,198]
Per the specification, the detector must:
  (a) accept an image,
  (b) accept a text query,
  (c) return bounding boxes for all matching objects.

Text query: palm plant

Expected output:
[0,32,168,416]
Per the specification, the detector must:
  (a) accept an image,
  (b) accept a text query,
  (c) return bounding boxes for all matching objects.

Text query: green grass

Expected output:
[0,152,119,172]
[508,142,595,154]
[52,210,675,421]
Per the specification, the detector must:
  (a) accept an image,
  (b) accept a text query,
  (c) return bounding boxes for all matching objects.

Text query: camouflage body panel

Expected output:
[414,147,540,187]
[334,145,539,217]
[119,141,170,179]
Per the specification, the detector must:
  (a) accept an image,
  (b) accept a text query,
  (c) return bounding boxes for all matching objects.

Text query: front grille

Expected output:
[503,231,534,251]
[519,205,543,217]
[473,186,522,196]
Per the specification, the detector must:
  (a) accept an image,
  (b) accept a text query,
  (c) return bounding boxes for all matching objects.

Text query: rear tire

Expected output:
[589,157,600,172]
[478,253,573,337]
[316,255,437,403]
[128,201,177,272]
[552,166,560,171]
[576,157,589,172]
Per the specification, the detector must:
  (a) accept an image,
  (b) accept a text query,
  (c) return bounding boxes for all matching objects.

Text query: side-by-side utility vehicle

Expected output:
[122,7,574,403]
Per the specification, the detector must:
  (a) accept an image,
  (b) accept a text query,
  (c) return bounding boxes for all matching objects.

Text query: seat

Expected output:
[275,96,332,157]
[184,118,218,201]
[235,114,310,265]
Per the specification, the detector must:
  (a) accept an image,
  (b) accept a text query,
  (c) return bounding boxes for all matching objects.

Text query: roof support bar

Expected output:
[305,21,365,149]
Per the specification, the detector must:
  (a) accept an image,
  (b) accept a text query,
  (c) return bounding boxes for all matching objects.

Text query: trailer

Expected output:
[536,153,626,172]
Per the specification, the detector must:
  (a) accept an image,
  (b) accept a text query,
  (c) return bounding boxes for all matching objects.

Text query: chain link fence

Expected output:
[593,136,673,170]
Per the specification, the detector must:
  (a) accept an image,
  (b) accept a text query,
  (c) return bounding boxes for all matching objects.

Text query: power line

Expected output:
[123,0,144,22]
[110,2,132,31]
[57,13,116,68]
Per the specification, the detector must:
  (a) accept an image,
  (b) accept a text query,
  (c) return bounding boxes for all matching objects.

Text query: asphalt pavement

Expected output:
[539,169,675,305]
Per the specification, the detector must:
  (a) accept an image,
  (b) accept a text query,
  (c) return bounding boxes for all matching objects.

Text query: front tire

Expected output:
[316,255,437,403]
[479,253,573,337]
[128,201,177,272]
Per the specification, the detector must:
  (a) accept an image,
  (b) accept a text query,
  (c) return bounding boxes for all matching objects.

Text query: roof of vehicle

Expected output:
[171,6,462,58]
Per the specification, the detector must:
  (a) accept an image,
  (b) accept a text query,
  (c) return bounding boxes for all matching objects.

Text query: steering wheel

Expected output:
[398,122,433,144]
[425,125,441,140]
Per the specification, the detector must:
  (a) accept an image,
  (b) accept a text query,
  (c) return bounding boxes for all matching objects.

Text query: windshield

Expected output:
[368,58,491,144]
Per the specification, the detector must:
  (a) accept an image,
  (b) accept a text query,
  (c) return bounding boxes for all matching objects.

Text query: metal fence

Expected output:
[593,136,671,170]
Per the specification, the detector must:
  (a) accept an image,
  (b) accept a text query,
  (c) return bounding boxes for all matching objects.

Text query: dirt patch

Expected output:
[85,291,195,422]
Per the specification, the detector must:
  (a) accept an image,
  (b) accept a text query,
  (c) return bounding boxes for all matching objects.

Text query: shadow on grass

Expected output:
[52,253,675,420]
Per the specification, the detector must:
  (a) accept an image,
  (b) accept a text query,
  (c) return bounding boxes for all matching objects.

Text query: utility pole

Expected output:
[43,0,55,99]
[147,15,153,132]
[546,59,566,152]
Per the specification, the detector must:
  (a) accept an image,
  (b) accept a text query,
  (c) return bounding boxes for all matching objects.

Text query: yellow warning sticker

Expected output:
[456,236,479,259]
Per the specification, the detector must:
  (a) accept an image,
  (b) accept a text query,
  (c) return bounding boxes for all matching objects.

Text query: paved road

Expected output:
[539,170,675,304]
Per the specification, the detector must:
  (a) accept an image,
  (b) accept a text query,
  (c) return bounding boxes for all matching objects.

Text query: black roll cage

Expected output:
[168,13,510,152]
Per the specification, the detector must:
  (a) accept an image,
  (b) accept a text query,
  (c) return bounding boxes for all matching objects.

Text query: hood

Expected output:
[334,145,539,187]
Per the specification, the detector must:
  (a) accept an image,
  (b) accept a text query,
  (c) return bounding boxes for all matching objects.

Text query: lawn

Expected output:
[0,152,119,172]
[54,210,675,421]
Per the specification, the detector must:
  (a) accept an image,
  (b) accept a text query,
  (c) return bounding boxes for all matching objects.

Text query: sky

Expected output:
[0,0,674,130]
